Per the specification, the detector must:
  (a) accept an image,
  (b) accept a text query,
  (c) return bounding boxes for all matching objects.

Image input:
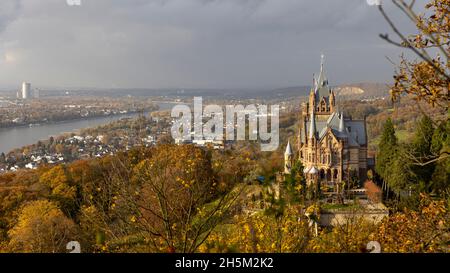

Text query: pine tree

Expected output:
[430,119,450,196]
[375,118,398,180]
[387,147,413,195]
[380,118,398,147]
[411,115,435,191]
[431,119,449,156]
[431,158,450,196]
[413,115,434,157]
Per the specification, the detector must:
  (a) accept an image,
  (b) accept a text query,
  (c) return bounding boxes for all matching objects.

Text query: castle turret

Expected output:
[339,112,345,133]
[309,110,316,140]
[309,88,316,114]
[329,90,336,112]
[284,141,294,174]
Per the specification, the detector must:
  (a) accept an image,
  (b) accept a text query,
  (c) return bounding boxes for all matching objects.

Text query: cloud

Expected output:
[0,0,21,33]
[0,0,430,89]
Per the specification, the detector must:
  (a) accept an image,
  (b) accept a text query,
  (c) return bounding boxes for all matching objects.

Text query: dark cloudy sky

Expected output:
[0,0,427,89]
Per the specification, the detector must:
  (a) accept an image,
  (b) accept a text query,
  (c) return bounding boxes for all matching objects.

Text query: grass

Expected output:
[369,129,414,148]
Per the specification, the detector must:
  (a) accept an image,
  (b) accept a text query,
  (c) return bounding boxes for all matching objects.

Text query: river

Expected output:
[0,101,181,154]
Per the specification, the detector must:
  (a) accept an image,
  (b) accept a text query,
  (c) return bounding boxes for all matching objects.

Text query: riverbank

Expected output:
[0,112,146,154]
[0,101,187,154]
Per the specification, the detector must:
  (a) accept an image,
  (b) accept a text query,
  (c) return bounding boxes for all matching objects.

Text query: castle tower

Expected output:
[284,141,294,174]
[303,54,336,120]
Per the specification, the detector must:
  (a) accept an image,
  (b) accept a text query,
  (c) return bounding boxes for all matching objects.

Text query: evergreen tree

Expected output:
[412,115,434,157]
[431,158,450,196]
[431,121,447,155]
[411,115,435,191]
[375,118,398,180]
[284,160,305,203]
[430,119,450,196]
[387,148,413,195]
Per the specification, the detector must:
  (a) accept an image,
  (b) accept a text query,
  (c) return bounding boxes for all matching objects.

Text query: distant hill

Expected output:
[31,87,312,101]
[5,83,389,101]
[271,82,390,101]
[334,83,390,99]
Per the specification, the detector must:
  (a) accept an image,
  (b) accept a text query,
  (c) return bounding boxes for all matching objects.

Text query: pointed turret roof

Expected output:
[285,141,293,155]
[308,166,318,174]
[339,112,345,133]
[317,54,328,87]
[315,54,331,99]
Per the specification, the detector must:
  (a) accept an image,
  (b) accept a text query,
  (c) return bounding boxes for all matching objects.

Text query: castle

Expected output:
[285,56,369,192]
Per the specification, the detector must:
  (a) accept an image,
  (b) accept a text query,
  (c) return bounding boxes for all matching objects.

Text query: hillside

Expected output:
[334,83,390,99]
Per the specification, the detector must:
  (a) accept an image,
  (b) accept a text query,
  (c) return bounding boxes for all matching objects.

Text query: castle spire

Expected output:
[317,53,328,87]
[313,74,316,90]
[314,54,330,102]
[321,53,325,69]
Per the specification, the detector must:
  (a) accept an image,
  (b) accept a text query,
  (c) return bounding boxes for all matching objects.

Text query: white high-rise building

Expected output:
[21,82,31,99]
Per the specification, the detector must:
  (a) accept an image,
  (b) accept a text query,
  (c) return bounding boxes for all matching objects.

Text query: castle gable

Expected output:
[319,127,340,146]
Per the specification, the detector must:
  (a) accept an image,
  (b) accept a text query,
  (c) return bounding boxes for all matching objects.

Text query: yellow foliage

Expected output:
[7,200,77,253]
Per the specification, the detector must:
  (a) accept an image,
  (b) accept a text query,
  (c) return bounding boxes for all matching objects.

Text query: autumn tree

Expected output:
[374,194,449,252]
[200,205,312,253]
[132,145,241,252]
[7,200,77,253]
[39,165,78,216]
[380,0,449,109]
[379,0,449,165]
[308,217,378,253]
[79,145,241,253]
